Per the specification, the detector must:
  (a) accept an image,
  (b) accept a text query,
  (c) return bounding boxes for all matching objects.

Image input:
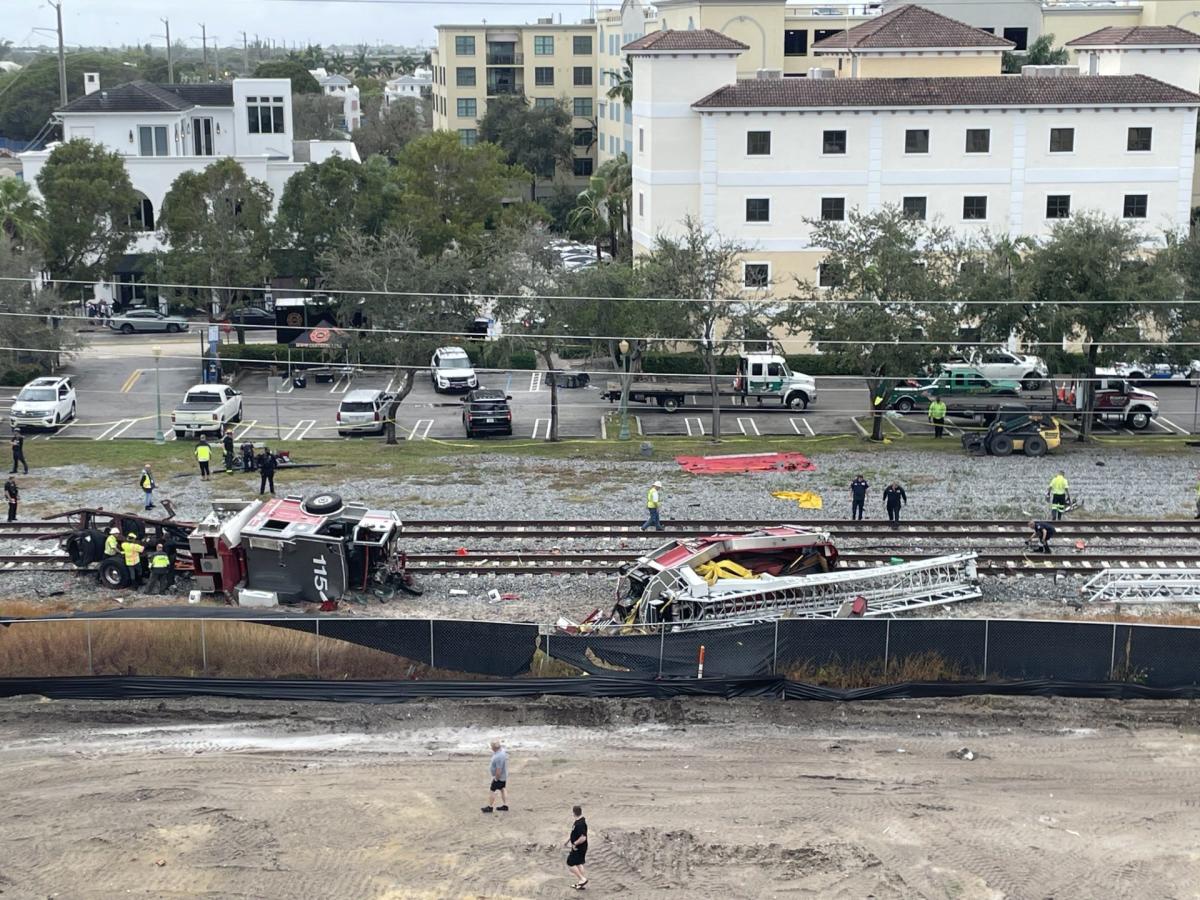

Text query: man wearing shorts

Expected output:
[566,805,588,890]
[481,740,509,813]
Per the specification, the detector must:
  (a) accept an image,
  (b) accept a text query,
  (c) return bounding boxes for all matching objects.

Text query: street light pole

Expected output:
[618,338,631,441]
[152,345,165,444]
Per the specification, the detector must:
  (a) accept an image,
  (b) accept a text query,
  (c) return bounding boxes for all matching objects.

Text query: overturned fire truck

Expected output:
[607,526,980,630]
[187,493,419,607]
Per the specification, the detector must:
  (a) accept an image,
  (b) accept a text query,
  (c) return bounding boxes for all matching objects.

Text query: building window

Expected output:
[455,35,475,55]
[784,29,808,56]
[458,129,477,147]
[814,29,844,43]
[574,66,592,86]
[246,96,285,134]
[1049,127,1074,153]
[902,196,927,220]
[457,98,477,118]
[1003,27,1028,50]
[822,130,846,154]
[963,195,988,220]
[1123,194,1148,219]
[534,97,557,110]
[638,191,644,217]
[1127,127,1152,152]
[818,262,842,288]
[535,67,554,86]
[638,127,644,152]
[129,196,155,232]
[1045,195,1071,219]
[573,157,594,177]
[574,35,592,54]
[904,129,929,154]
[746,198,770,223]
[746,130,771,156]
[137,124,169,156]
[190,116,214,155]
[573,97,593,117]
[965,128,990,154]
[534,35,554,55]
[456,67,476,87]
[744,263,770,288]
[574,127,594,147]
[821,197,845,221]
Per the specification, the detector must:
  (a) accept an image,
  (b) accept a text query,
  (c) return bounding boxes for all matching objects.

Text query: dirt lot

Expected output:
[0,695,1197,898]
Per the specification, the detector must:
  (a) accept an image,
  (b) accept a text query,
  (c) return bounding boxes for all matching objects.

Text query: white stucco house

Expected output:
[18,74,359,305]
[311,70,362,131]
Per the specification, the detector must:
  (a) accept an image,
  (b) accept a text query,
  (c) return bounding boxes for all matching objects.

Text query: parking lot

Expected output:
[5,332,1199,442]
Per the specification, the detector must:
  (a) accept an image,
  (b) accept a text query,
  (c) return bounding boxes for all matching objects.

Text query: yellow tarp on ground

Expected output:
[771,490,823,509]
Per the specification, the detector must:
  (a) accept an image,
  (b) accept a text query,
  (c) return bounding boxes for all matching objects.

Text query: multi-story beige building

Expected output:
[430,18,599,193]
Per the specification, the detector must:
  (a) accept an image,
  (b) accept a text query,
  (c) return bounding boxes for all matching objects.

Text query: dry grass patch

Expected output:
[782,651,971,689]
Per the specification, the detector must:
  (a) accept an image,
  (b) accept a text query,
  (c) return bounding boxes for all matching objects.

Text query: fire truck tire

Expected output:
[66,529,104,567]
[302,492,343,515]
[1022,435,1048,458]
[98,558,129,589]
[989,434,1014,457]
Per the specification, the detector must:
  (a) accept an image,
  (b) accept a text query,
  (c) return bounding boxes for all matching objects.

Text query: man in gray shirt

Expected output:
[482,739,509,814]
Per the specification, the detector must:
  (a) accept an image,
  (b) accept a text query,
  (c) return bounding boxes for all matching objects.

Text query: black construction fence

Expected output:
[0,609,1197,699]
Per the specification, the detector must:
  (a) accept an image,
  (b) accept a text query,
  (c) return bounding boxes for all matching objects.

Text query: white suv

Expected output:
[430,346,478,394]
[945,350,1048,391]
[10,376,76,430]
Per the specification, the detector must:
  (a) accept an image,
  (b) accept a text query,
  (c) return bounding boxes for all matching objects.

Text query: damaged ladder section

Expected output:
[1083,568,1200,604]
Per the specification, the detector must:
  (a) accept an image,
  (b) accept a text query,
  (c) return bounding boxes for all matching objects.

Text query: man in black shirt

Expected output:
[565,805,588,890]
[849,475,869,521]
[882,482,907,525]
[4,476,17,522]
[258,446,277,495]
[10,432,27,474]
[1028,519,1055,554]
[222,429,236,473]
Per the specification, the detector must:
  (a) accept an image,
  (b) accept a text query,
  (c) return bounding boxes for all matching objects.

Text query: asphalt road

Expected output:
[5,332,1199,442]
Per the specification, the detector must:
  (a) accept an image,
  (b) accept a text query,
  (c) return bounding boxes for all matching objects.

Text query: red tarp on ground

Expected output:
[674,452,817,474]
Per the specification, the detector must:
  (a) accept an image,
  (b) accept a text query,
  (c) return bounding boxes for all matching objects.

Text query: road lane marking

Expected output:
[408,419,433,441]
[790,417,815,436]
[119,370,143,393]
[295,419,316,440]
[330,376,353,394]
[282,419,314,441]
[93,420,128,440]
[529,371,544,392]
[736,417,760,436]
[109,419,138,439]
[684,416,704,437]
[532,418,549,439]
[600,416,607,440]
[1155,415,1189,435]
[233,420,257,440]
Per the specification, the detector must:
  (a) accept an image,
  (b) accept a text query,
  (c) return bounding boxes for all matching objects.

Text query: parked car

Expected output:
[431,346,478,393]
[943,351,1048,391]
[107,309,191,334]
[9,376,76,430]
[336,389,393,436]
[1108,360,1200,384]
[462,389,512,437]
[171,384,243,438]
[227,306,276,329]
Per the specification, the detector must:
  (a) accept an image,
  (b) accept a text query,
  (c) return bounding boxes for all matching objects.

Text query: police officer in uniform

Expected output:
[10,432,27,474]
[1028,519,1056,554]
[222,429,236,473]
[145,543,173,594]
[258,445,277,495]
[4,476,18,522]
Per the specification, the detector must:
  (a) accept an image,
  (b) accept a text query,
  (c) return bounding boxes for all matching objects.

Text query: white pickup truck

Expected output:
[171,384,243,438]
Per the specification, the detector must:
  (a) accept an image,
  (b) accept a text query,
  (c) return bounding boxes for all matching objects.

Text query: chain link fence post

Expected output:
[315,618,321,678]
[1110,622,1118,679]
[772,619,779,676]
[85,620,94,676]
[658,624,666,678]
[883,619,891,675]
[544,628,550,677]
[200,619,208,676]
[982,619,989,679]
[429,619,435,670]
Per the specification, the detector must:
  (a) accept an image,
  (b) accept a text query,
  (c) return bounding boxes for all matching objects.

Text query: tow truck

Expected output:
[603,353,817,412]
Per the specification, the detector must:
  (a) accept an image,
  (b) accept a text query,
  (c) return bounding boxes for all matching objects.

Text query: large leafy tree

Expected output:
[0,51,145,140]
[790,207,967,442]
[252,61,321,94]
[0,240,77,372]
[479,94,574,201]
[158,159,274,330]
[291,92,347,140]
[392,131,525,255]
[36,139,137,284]
[605,58,632,105]
[352,95,424,160]
[1002,33,1069,73]
[0,177,44,250]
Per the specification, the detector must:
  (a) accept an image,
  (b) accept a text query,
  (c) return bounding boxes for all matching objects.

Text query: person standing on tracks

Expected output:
[194,438,212,481]
[927,395,947,439]
[104,526,120,557]
[640,481,664,532]
[257,446,277,495]
[4,476,17,522]
[850,475,869,521]
[1028,520,1055,554]
[139,463,156,511]
[145,542,173,594]
[481,739,509,814]
[120,532,145,587]
[1047,471,1070,521]
[882,482,907,526]
[565,805,589,890]
[222,429,235,473]
[10,431,28,474]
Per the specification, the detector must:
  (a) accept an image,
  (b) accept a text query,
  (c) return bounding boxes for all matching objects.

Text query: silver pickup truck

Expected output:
[171,384,243,438]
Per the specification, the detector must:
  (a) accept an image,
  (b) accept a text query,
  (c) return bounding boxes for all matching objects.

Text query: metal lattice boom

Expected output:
[1083,568,1200,604]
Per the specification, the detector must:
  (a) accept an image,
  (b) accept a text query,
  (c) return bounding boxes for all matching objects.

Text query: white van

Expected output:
[337,389,391,436]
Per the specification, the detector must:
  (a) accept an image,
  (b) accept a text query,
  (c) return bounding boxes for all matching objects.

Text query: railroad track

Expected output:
[0,554,79,574]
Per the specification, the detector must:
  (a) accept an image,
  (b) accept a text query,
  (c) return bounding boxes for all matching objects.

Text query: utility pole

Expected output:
[198,23,208,78]
[241,31,249,73]
[161,18,174,83]
[50,1,67,106]
[210,36,220,80]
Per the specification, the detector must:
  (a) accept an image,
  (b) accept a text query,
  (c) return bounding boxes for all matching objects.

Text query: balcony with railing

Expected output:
[487,73,524,96]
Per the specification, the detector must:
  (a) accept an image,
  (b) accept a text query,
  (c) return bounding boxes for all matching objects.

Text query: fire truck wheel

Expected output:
[66,529,105,568]
[301,492,344,515]
[98,558,129,589]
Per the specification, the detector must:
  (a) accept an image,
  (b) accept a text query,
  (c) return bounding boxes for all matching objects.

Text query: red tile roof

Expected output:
[811,5,1013,51]
[1066,26,1200,47]
[623,29,749,53]
[692,75,1199,110]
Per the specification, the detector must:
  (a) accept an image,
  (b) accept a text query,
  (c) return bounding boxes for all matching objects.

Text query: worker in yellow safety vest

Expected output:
[927,396,947,439]
[120,533,145,587]
[146,542,173,594]
[195,439,212,481]
[1047,472,1070,521]
[640,480,664,532]
[103,526,120,557]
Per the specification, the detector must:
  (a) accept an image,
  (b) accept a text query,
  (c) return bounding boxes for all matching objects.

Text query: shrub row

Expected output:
[0,364,47,386]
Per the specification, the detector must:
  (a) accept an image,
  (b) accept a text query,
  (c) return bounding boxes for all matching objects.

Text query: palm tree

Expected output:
[0,178,44,250]
[605,57,632,105]
[568,178,610,261]
[597,153,631,258]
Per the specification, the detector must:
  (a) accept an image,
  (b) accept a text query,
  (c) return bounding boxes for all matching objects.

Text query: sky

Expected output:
[4,0,610,51]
